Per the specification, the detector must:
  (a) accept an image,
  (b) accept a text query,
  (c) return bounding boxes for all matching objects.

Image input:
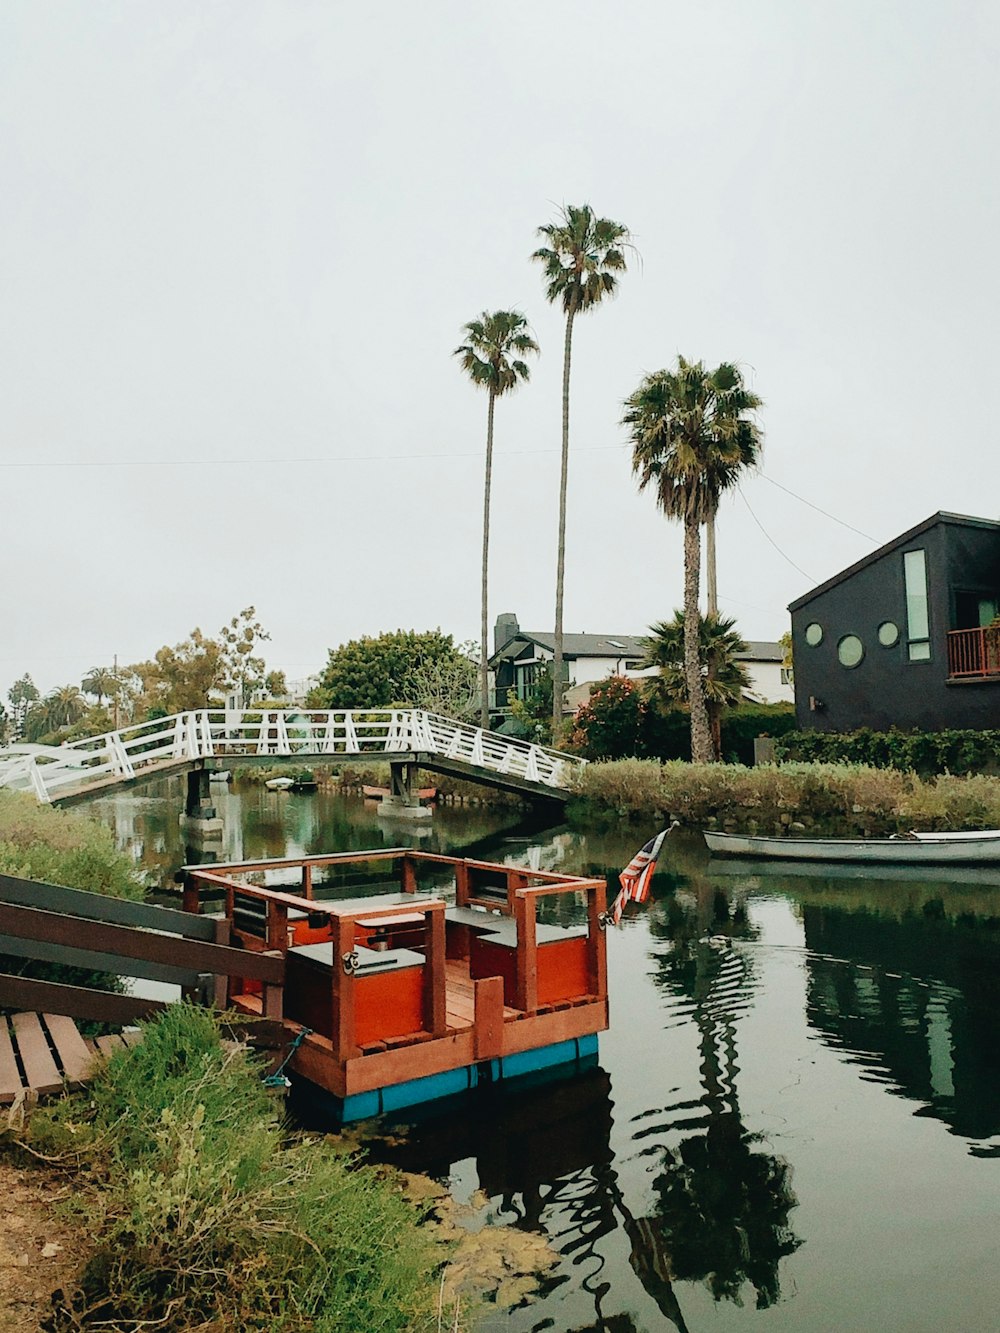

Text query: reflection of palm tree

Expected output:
[643,896,801,1310]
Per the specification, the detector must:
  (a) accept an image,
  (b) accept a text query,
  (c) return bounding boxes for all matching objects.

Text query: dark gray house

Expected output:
[788,512,1000,732]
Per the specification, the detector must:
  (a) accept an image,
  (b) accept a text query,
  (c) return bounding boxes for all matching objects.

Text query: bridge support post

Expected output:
[377,761,432,821]
[180,766,224,838]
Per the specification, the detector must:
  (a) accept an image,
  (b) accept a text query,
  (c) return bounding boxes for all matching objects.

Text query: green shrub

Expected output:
[32,1005,445,1332]
[776,727,1000,776]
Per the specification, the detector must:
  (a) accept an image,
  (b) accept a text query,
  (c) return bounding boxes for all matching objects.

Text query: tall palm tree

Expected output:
[44,684,87,732]
[532,204,631,735]
[455,310,539,728]
[642,612,752,760]
[701,364,762,613]
[624,358,762,763]
[82,666,117,707]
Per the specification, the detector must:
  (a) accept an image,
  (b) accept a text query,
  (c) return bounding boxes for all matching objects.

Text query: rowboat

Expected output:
[265,776,295,792]
[362,784,437,803]
[181,848,609,1122]
[704,829,1000,864]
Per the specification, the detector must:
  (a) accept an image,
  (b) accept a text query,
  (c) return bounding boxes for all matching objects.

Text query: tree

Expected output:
[455,310,539,728]
[642,612,752,760]
[218,606,270,707]
[82,666,118,707]
[264,669,288,699]
[130,628,223,716]
[0,702,9,746]
[624,358,762,763]
[778,629,793,684]
[532,203,631,735]
[407,640,479,722]
[568,675,647,759]
[7,674,40,739]
[26,684,88,739]
[309,630,471,712]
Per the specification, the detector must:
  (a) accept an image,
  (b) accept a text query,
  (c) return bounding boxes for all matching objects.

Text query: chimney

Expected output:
[494,612,519,654]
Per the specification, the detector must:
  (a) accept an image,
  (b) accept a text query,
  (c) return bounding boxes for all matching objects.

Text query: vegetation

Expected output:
[22,1005,448,1332]
[532,203,631,734]
[624,358,762,764]
[455,310,540,729]
[218,605,271,707]
[642,613,752,760]
[777,727,1000,777]
[309,629,476,714]
[569,758,1000,833]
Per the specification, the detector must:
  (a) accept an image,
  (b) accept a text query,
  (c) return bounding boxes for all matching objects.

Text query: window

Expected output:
[904,549,930,661]
[805,623,823,646]
[878,621,900,647]
[780,667,793,684]
[838,635,864,668]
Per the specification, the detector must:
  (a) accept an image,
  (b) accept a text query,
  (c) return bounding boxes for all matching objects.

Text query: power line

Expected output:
[737,484,816,584]
[758,474,878,542]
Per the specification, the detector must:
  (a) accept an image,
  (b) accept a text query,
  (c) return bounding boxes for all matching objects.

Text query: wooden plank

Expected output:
[11,1011,61,1094]
[474,977,504,1061]
[95,1035,126,1058]
[0,1018,22,1105]
[332,915,357,1061]
[121,1029,144,1048]
[500,999,607,1056]
[0,973,165,1025]
[0,873,216,940]
[514,894,538,1014]
[0,937,202,987]
[0,902,284,983]
[424,904,446,1038]
[42,1014,93,1086]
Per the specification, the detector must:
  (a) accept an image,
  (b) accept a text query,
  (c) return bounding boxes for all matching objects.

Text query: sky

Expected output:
[2,1,999,697]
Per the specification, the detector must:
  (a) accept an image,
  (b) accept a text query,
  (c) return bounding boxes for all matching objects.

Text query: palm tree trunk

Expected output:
[705,511,718,616]
[683,515,713,763]
[552,306,576,738]
[480,389,496,729]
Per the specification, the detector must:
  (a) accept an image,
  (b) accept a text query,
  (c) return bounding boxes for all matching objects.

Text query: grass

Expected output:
[26,1005,450,1332]
[569,758,1000,834]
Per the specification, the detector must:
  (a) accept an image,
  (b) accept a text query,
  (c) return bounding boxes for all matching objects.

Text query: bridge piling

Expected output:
[377,760,432,821]
[180,766,223,838]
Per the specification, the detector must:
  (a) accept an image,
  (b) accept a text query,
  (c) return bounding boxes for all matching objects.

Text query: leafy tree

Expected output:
[532,203,631,734]
[264,669,288,699]
[407,640,479,722]
[7,674,40,739]
[218,606,270,706]
[568,675,647,759]
[309,630,470,712]
[455,310,539,728]
[0,702,9,746]
[642,612,752,759]
[779,629,793,684]
[624,358,762,763]
[130,628,223,715]
[505,669,554,745]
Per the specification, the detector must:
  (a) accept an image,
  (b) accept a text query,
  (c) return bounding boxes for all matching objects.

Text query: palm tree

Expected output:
[455,310,539,728]
[43,684,87,732]
[624,358,762,763]
[642,612,752,760]
[82,666,117,707]
[701,365,762,614]
[532,204,631,735]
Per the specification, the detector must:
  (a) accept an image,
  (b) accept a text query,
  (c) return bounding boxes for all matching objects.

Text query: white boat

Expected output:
[703,829,1000,865]
[209,770,231,783]
[265,776,295,792]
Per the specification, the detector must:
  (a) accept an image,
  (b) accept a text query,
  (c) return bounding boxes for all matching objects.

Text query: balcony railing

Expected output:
[947,627,1000,679]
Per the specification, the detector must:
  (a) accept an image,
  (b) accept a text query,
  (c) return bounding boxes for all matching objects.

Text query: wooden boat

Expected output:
[362,784,437,803]
[265,776,295,792]
[704,829,1000,864]
[181,849,608,1122]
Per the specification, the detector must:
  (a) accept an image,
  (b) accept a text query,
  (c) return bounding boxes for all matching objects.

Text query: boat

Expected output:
[290,778,318,793]
[209,770,231,783]
[362,784,437,803]
[265,776,295,792]
[180,848,609,1122]
[704,829,1000,864]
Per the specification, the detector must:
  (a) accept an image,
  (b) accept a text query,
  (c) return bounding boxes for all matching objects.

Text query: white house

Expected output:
[488,613,792,715]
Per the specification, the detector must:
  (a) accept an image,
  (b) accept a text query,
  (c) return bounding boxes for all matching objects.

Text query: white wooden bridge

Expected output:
[0,709,585,807]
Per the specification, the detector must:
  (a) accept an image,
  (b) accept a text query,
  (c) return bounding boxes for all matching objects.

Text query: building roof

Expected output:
[788,511,1000,613]
[492,630,784,664]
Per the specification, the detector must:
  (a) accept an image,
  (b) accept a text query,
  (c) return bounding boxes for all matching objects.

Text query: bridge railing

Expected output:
[0,708,585,803]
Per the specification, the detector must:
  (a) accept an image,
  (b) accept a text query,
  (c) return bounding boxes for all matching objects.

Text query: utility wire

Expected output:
[757,474,878,542]
[737,484,816,583]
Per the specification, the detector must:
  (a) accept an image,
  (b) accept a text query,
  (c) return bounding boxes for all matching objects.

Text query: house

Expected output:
[788,511,1000,733]
[489,613,792,717]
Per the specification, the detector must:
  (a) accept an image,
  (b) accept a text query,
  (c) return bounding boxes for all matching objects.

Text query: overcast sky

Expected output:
[3,1,998,696]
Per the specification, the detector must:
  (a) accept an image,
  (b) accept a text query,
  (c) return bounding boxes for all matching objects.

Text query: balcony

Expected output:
[947,627,1000,679]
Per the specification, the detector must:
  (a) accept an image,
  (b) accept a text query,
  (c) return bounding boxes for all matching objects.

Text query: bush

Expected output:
[31,1005,445,1332]
[776,727,1000,777]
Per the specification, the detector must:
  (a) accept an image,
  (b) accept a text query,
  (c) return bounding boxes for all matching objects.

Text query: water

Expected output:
[91,780,1000,1332]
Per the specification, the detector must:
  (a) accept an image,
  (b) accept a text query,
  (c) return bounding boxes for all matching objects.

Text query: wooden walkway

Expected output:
[0,1011,142,1104]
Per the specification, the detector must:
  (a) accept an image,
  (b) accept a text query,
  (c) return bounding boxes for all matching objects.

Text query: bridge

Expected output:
[0,708,585,811]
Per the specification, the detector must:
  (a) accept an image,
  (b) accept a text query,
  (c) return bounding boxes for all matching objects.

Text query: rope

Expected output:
[262,1026,313,1089]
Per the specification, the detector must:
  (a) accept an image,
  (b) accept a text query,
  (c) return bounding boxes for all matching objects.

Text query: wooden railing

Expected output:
[0,873,284,1028]
[0,708,586,804]
[947,628,1000,679]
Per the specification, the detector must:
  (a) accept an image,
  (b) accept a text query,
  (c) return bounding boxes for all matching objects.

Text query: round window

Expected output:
[805,623,823,647]
[838,635,864,668]
[878,621,899,647]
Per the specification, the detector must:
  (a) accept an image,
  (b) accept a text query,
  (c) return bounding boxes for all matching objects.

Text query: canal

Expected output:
[91,778,1000,1332]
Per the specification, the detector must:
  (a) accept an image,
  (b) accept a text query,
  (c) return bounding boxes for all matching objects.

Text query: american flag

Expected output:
[608,826,674,925]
